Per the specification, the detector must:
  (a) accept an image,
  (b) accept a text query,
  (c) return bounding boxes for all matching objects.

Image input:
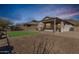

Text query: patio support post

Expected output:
[43,23,46,30]
[53,19,56,32]
[61,21,64,32]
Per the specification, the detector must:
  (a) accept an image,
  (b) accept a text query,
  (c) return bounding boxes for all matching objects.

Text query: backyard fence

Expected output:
[0,28,13,54]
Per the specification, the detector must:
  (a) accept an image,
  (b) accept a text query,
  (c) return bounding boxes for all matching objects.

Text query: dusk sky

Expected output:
[0,4,79,24]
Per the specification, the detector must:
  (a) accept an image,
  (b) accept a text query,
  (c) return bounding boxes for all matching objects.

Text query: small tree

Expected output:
[32,20,38,22]
[0,17,13,29]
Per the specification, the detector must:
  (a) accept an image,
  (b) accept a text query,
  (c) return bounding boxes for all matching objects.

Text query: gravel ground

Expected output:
[1,31,79,54]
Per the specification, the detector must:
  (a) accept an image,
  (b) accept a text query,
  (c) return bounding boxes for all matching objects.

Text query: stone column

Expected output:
[61,21,64,32]
[53,19,56,32]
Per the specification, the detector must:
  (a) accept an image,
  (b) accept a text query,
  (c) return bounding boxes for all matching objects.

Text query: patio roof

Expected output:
[41,16,76,25]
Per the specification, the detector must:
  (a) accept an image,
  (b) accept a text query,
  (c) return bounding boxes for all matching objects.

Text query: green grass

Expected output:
[7,31,39,37]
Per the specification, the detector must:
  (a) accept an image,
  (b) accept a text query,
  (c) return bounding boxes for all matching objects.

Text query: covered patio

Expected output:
[38,16,75,32]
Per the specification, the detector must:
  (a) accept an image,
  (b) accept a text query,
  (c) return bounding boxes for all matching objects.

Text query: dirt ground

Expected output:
[1,31,79,54]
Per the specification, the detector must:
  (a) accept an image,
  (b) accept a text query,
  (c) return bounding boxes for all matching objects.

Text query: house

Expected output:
[14,16,76,32]
[24,21,39,31]
[37,16,76,32]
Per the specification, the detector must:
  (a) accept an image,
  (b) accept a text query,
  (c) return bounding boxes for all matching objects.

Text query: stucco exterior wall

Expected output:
[62,24,74,32]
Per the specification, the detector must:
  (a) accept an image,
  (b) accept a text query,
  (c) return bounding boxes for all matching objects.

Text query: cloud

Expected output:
[58,12,79,19]
[34,6,79,19]
[56,8,79,18]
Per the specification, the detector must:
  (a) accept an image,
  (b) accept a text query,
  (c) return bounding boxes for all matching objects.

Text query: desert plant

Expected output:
[0,17,13,29]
